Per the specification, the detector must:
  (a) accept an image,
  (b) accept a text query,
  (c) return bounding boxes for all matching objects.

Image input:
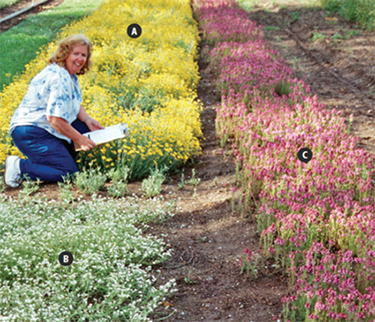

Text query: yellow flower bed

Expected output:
[0,0,202,178]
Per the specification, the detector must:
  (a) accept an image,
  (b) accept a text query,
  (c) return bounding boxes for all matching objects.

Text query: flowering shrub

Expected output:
[193,0,375,320]
[0,0,202,178]
[0,195,176,321]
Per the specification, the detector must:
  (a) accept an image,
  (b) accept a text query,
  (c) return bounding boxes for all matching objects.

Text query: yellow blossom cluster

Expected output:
[0,0,202,177]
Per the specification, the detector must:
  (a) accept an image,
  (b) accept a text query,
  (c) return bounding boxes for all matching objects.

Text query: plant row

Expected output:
[193,0,375,321]
[0,0,202,179]
[0,193,176,321]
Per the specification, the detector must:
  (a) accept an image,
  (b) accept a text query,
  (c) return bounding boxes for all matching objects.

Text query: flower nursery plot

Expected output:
[194,0,375,320]
[0,0,202,179]
[1,0,375,321]
[0,195,176,321]
[0,0,201,320]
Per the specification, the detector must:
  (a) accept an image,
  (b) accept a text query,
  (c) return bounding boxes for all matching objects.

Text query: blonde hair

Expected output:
[49,34,93,75]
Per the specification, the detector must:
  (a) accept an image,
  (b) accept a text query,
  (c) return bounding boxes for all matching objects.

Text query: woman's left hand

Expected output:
[86,117,104,131]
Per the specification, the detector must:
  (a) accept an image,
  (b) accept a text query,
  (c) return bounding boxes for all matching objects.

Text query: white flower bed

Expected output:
[0,195,176,321]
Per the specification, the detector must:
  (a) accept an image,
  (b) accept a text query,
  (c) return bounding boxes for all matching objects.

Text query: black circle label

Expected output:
[59,251,74,266]
[127,24,142,38]
[297,148,313,163]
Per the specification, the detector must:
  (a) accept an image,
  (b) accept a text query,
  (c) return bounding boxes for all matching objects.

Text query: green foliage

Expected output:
[0,177,5,193]
[264,26,281,31]
[107,166,130,198]
[141,167,167,198]
[0,195,176,321]
[289,11,300,23]
[311,31,328,42]
[74,167,107,196]
[320,0,341,11]
[240,250,265,280]
[108,166,130,183]
[18,175,40,202]
[0,0,20,10]
[107,180,128,198]
[320,0,375,30]
[186,168,201,186]
[58,175,75,204]
[178,169,186,190]
[184,270,196,284]
[273,81,292,97]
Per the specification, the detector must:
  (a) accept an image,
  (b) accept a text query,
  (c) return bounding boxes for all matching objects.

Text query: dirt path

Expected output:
[147,41,288,321]
[1,1,374,322]
[148,3,375,322]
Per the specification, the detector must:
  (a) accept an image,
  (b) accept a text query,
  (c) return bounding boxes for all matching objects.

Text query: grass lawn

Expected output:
[0,0,106,91]
[0,0,21,10]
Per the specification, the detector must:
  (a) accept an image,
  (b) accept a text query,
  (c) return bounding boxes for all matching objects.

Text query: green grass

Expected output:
[0,0,106,91]
[0,194,176,321]
[311,31,328,42]
[235,0,320,11]
[235,0,374,30]
[0,0,21,10]
[320,0,375,30]
[264,26,280,31]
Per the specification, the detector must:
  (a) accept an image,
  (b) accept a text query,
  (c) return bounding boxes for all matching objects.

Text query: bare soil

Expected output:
[1,1,374,321]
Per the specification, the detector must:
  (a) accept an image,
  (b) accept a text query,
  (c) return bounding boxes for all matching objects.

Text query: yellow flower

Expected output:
[0,0,202,177]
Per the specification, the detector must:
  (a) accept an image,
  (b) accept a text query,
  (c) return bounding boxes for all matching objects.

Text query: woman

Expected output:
[4,34,104,188]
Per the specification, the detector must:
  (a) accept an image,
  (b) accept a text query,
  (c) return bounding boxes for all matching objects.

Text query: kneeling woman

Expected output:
[4,34,104,188]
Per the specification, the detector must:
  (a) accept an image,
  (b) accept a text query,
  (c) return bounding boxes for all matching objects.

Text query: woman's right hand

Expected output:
[76,135,97,151]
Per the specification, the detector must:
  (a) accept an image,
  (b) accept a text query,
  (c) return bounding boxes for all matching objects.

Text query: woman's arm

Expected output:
[77,105,104,131]
[47,115,96,151]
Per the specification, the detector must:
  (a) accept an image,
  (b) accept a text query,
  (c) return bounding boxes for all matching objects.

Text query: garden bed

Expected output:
[1,0,374,321]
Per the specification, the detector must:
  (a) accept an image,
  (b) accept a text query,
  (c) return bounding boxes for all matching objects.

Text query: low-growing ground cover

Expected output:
[194,0,375,320]
[0,194,176,321]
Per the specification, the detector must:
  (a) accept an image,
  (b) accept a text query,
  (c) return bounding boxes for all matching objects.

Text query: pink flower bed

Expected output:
[193,0,375,320]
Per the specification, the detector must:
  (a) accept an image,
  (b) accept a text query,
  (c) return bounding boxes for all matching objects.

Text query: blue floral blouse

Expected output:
[10,63,82,143]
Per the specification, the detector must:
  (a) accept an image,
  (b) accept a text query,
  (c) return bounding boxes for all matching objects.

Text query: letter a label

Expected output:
[127,24,142,38]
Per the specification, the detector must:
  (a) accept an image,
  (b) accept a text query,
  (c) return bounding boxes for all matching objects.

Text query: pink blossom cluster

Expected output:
[193,0,375,320]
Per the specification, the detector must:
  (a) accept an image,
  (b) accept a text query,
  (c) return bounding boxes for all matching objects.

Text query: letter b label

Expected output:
[59,251,74,266]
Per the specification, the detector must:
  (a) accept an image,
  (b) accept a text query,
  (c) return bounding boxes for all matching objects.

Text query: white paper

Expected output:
[75,123,129,151]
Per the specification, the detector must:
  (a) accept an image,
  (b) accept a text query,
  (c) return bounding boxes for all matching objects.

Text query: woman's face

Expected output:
[65,44,88,75]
